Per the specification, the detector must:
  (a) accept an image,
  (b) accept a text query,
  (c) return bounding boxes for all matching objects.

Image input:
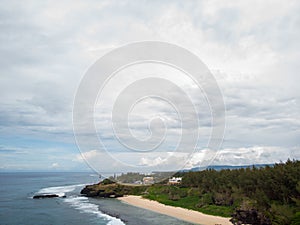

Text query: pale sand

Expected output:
[118,195,232,225]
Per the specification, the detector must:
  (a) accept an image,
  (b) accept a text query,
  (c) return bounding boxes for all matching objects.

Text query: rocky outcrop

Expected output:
[33,194,60,199]
[80,183,124,198]
[80,180,124,198]
[80,179,147,198]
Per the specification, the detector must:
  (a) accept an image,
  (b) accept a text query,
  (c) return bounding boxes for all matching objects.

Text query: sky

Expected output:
[0,0,299,172]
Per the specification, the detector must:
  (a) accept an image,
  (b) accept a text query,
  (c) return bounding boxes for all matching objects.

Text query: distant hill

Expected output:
[180,163,274,172]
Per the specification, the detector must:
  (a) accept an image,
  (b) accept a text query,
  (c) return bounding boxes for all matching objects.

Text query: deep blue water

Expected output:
[0,172,194,225]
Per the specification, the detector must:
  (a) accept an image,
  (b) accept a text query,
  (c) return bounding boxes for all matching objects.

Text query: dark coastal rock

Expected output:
[80,179,125,198]
[80,184,101,197]
[33,194,60,199]
[80,184,124,198]
[80,178,147,198]
[230,209,271,225]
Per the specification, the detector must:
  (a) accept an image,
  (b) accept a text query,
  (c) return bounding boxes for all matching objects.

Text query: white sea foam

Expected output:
[37,184,125,225]
[64,196,125,225]
[37,184,83,197]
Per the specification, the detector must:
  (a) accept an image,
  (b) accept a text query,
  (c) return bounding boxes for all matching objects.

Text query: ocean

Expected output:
[0,172,194,225]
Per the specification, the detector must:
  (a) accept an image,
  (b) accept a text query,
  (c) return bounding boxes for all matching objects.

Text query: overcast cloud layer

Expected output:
[0,0,299,172]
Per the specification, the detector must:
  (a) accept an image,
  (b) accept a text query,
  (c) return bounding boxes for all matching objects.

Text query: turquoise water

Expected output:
[0,172,194,225]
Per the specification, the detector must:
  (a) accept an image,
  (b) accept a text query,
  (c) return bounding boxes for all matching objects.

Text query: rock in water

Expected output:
[33,194,59,199]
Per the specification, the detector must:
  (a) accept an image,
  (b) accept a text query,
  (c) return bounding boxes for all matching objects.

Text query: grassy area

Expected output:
[144,188,233,217]
[197,205,233,217]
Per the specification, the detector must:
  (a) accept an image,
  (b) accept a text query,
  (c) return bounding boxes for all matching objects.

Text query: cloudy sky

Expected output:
[0,0,299,172]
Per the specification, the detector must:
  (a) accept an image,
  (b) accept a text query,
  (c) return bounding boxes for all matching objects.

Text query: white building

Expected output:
[168,177,182,185]
[143,176,154,185]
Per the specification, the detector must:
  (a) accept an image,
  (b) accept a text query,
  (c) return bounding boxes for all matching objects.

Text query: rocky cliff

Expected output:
[80,179,147,198]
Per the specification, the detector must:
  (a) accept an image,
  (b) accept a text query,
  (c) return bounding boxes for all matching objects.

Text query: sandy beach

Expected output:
[118,195,232,225]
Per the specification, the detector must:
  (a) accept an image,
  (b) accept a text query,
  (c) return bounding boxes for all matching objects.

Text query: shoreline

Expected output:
[118,195,231,225]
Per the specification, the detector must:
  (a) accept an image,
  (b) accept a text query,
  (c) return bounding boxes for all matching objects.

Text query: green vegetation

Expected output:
[291,212,300,225]
[142,160,300,224]
[82,160,300,224]
[145,186,232,217]
[144,184,233,217]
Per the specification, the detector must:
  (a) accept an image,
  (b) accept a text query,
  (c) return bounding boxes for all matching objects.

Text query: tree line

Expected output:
[146,159,300,224]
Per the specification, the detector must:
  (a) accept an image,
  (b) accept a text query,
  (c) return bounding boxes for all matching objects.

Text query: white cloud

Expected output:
[138,145,298,169]
[0,0,299,170]
[75,145,298,173]
[51,162,60,168]
[213,146,296,166]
